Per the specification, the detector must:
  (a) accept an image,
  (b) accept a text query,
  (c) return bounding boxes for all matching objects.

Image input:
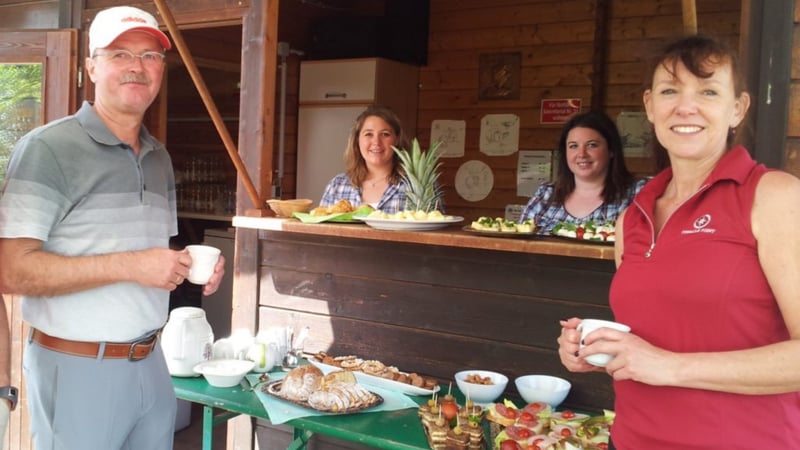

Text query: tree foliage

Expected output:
[0,63,42,183]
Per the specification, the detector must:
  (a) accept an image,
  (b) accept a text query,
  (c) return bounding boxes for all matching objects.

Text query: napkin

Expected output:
[245,372,420,425]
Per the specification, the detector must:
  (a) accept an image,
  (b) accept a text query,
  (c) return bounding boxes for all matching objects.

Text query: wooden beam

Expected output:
[153,0,263,211]
[682,0,698,34]
[590,0,609,111]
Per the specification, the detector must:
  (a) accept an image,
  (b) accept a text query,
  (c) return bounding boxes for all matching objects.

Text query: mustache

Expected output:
[120,74,150,85]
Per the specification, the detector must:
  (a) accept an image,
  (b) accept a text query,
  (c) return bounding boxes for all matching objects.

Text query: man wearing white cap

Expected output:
[0,6,225,449]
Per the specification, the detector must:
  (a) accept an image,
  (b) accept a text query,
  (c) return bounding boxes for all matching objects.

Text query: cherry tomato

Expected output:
[500,439,522,450]
[517,412,538,428]
[560,410,576,419]
[560,427,573,437]
[441,402,459,421]
[505,426,533,440]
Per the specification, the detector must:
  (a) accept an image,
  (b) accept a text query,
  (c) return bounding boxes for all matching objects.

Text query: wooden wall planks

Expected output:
[419,0,742,220]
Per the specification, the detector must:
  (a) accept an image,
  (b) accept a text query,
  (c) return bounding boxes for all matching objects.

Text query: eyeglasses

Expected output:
[93,49,165,67]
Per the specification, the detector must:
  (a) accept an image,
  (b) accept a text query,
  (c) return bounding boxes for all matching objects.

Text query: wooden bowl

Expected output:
[266,198,314,217]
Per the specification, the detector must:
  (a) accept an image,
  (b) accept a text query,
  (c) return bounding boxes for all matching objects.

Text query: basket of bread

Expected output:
[264,365,382,413]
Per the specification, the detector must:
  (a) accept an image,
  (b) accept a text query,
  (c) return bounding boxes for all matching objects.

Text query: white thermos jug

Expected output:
[161,307,214,377]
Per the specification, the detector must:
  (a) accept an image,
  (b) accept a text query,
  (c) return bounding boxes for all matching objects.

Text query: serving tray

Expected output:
[307,358,440,396]
[264,380,383,414]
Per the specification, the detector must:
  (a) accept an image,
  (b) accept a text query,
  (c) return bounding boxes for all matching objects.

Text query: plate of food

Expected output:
[264,366,383,414]
[307,352,440,396]
[353,210,463,231]
[463,217,539,238]
[550,220,616,245]
[292,202,374,224]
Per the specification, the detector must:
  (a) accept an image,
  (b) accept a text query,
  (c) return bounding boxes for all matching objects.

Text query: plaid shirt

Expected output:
[520,178,648,234]
[320,173,409,213]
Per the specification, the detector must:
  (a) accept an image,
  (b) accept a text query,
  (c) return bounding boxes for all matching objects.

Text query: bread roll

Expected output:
[280,365,323,401]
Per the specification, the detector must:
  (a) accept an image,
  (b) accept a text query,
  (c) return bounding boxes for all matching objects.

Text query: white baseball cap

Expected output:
[89,6,172,55]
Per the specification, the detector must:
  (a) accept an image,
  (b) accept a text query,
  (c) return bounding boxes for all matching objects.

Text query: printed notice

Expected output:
[505,204,525,222]
[479,114,519,156]
[541,99,581,124]
[517,150,552,197]
[430,120,466,158]
[617,111,653,157]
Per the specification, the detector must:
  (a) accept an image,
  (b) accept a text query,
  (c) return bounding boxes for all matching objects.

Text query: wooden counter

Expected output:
[232,217,615,261]
[233,217,616,418]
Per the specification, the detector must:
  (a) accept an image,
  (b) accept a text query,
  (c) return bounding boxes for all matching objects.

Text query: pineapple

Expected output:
[393,138,444,212]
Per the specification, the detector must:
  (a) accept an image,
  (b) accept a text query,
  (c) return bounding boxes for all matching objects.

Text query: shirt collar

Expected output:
[636,146,756,206]
[75,100,156,156]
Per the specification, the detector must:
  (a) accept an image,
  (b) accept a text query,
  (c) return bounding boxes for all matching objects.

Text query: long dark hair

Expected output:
[550,111,634,206]
[645,34,748,170]
[344,105,409,186]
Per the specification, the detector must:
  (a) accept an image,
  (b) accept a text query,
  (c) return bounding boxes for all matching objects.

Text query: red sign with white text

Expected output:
[540,99,582,124]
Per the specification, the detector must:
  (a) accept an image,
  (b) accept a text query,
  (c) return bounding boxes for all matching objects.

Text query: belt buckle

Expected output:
[127,331,158,361]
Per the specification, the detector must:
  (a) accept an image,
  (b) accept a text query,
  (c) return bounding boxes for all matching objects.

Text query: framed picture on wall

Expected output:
[479,52,521,101]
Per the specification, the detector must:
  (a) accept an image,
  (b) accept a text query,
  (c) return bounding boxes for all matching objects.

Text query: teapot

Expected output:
[161,307,214,377]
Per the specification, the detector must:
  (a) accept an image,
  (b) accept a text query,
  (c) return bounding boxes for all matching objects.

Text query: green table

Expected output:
[172,376,432,450]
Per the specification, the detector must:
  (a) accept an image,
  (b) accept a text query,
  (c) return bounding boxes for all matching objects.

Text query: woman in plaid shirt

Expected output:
[319,105,414,213]
[520,111,647,235]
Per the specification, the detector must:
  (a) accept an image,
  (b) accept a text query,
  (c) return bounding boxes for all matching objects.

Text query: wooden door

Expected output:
[0,29,77,450]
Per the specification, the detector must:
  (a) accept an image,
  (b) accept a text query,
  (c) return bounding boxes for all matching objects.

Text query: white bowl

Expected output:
[193,359,255,388]
[454,370,508,405]
[515,374,571,408]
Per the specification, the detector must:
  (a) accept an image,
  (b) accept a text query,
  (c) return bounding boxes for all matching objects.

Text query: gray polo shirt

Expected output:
[0,101,177,341]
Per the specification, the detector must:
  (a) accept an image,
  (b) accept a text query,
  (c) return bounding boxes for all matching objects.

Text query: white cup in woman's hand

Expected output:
[186,245,221,284]
[578,318,631,367]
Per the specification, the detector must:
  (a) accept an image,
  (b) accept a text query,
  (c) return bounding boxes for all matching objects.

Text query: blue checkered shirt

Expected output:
[520,178,648,234]
[320,173,409,213]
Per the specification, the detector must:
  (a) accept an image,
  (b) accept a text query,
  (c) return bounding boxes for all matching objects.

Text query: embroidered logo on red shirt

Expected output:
[681,214,716,235]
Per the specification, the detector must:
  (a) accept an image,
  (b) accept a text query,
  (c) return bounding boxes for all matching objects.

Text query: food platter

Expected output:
[292,212,363,223]
[550,220,616,245]
[264,380,383,414]
[353,215,464,231]
[292,207,373,224]
[307,358,441,396]
[461,226,543,239]
[549,235,614,246]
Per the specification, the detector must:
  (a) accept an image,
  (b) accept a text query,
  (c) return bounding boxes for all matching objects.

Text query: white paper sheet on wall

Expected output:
[430,120,466,158]
[455,160,494,202]
[516,150,552,197]
[617,111,653,157]
[479,114,519,156]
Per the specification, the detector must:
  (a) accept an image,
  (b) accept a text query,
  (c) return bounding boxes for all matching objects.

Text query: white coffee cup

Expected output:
[186,245,221,284]
[577,318,631,367]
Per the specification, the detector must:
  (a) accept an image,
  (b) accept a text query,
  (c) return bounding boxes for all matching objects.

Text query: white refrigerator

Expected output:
[296,57,419,202]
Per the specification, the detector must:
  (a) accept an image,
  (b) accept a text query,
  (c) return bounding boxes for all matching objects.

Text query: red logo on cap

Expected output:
[120,16,148,24]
